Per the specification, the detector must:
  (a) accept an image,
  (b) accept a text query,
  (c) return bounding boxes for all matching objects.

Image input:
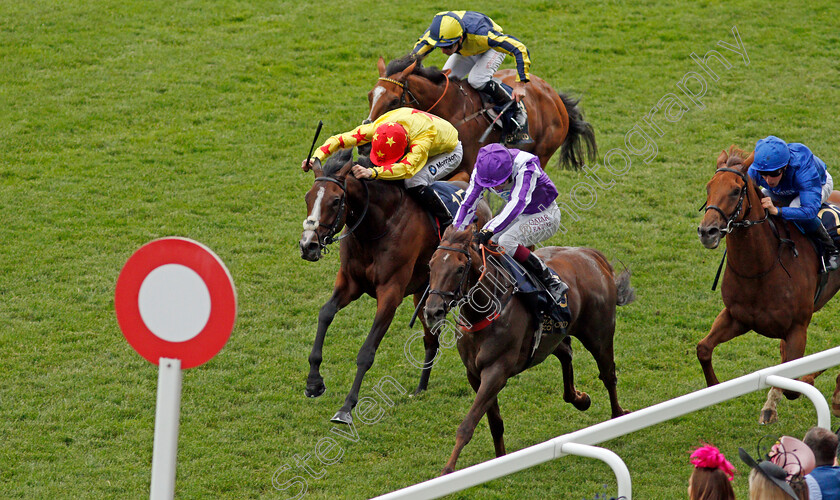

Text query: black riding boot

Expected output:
[520,252,568,304]
[408,186,453,231]
[811,223,840,272]
[480,80,533,146]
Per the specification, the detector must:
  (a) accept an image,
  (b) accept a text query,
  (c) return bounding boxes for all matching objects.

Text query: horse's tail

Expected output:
[614,267,636,307]
[558,92,597,171]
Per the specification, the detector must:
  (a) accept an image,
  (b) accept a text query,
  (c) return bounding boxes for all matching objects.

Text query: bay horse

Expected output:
[299,149,491,425]
[697,146,840,424]
[366,55,597,180]
[423,226,633,474]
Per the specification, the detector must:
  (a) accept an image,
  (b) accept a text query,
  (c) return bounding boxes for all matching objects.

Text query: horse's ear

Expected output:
[398,60,418,80]
[377,56,386,77]
[743,151,755,168]
[716,150,728,169]
[311,161,324,177]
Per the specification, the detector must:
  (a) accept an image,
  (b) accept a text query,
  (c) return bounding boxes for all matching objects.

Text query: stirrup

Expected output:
[504,130,534,146]
[822,252,840,273]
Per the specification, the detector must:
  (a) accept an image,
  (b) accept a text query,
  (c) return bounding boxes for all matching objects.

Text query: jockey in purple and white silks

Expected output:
[453,143,566,302]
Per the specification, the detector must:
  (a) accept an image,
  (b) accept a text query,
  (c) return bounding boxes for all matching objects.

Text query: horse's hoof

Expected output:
[304,381,326,398]
[782,389,801,401]
[330,410,353,426]
[613,408,631,418]
[760,409,778,425]
[440,467,454,476]
[571,392,591,412]
[411,387,427,398]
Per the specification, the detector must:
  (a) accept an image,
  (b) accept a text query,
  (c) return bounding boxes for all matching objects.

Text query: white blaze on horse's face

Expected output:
[366,86,387,122]
[303,186,326,231]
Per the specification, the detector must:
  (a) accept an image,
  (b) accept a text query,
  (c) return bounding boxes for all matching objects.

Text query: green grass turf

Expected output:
[2,0,840,498]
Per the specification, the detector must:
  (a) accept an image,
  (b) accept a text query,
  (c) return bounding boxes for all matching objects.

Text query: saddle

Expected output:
[491,252,571,334]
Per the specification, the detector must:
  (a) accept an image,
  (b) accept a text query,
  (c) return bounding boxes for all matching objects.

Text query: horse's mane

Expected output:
[386,54,452,84]
[322,148,353,176]
[725,145,751,167]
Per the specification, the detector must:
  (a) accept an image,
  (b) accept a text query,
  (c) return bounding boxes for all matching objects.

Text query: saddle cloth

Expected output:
[427,181,468,219]
[818,202,840,244]
[490,252,571,333]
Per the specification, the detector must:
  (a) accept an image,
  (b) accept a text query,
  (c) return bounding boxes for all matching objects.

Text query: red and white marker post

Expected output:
[115,237,237,500]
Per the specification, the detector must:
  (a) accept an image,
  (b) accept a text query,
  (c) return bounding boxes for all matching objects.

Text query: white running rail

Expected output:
[372,346,840,500]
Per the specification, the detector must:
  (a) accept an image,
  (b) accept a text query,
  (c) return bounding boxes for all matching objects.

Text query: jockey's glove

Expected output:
[475,229,494,246]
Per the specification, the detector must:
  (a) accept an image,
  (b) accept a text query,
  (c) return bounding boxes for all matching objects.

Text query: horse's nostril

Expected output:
[307,241,320,251]
[708,227,719,236]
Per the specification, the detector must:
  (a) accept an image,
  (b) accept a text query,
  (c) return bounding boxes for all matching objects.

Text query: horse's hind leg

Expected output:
[832,372,840,417]
[553,337,591,411]
[306,273,361,398]
[412,291,440,395]
[575,321,628,418]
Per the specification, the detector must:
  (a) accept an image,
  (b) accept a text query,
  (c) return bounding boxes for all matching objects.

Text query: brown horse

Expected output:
[366,55,597,181]
[697,146,840,424]
[299,149,491,425]
[423,226,633,474]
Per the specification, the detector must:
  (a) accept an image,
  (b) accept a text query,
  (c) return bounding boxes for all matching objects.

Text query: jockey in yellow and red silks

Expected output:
[302,107,462,227]
[412,11,533,146]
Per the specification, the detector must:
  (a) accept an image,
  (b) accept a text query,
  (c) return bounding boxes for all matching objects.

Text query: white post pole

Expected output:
[150,357,183,500]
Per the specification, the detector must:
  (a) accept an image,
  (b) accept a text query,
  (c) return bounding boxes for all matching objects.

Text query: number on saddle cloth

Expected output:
[490,253,571,331]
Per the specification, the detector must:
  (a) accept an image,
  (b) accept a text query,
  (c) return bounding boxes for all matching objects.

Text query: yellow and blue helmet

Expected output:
[428,12,464,47]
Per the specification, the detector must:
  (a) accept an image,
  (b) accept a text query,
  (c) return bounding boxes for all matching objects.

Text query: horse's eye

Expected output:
[389,98,399,108]
[331,198,340,207]
[730,188,740,197]
[456,265,465,275]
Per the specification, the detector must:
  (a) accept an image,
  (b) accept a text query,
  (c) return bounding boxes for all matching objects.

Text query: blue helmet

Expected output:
[753,135,790,172]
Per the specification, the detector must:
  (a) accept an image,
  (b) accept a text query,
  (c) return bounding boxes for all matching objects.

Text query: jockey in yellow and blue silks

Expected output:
[412,11,533,146]
[748,135,840,272]
[301,107,462,227]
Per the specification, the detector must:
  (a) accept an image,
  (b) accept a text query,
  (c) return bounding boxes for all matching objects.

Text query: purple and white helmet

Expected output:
[474,143,515,187]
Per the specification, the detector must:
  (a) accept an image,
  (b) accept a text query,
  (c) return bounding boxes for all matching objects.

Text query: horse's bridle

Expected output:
[311,176,370,251]
[428,244,472,305]
[378,77,421,109]
[701,167,768,235]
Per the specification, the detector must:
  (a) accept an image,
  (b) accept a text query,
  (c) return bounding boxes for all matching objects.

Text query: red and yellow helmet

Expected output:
[371,122,408,166]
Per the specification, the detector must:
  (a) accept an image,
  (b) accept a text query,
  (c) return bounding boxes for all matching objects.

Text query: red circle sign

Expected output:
[115,237,237,368]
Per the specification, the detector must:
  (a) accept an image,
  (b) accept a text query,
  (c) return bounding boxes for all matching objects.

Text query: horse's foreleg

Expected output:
[760,388,783,425]
[553,337,590,411]
[441,363,510,475]
[486,398,506,458]
[697,308,748,387]
[331,285,403,425]
[413,291,439,395]
[779,327,809,401]
[306,273,360,398]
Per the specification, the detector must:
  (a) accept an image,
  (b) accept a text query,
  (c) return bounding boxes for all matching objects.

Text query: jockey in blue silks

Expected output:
[748,135,839,272]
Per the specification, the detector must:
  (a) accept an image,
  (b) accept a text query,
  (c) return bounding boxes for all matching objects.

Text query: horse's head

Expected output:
[697,146,756,249]
[424,224,479,328]
[300,150,355,261]
[365,55,450,124]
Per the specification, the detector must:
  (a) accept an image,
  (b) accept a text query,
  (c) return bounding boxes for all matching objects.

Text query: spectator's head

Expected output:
[803,426,838,467]
[688,444,736,500]
[740,436,814,500]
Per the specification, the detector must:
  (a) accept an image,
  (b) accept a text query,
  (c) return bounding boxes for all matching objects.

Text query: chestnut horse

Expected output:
[424,226,633,474]
[366,55,597,181]
[697,146,840,424]
[299,149,491,425]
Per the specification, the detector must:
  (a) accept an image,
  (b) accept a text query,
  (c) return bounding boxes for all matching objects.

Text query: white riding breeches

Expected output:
[443,50,506,90]
[404,142,464,189]
[492,201,562,254]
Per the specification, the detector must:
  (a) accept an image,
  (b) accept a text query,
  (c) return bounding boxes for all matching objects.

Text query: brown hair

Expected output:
[690,467,736,500]
[803,426,839,466]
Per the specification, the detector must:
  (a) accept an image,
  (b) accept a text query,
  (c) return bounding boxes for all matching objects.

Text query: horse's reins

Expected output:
[701,167,794,288]
[428,242,514,332]
[312,176,370,251]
